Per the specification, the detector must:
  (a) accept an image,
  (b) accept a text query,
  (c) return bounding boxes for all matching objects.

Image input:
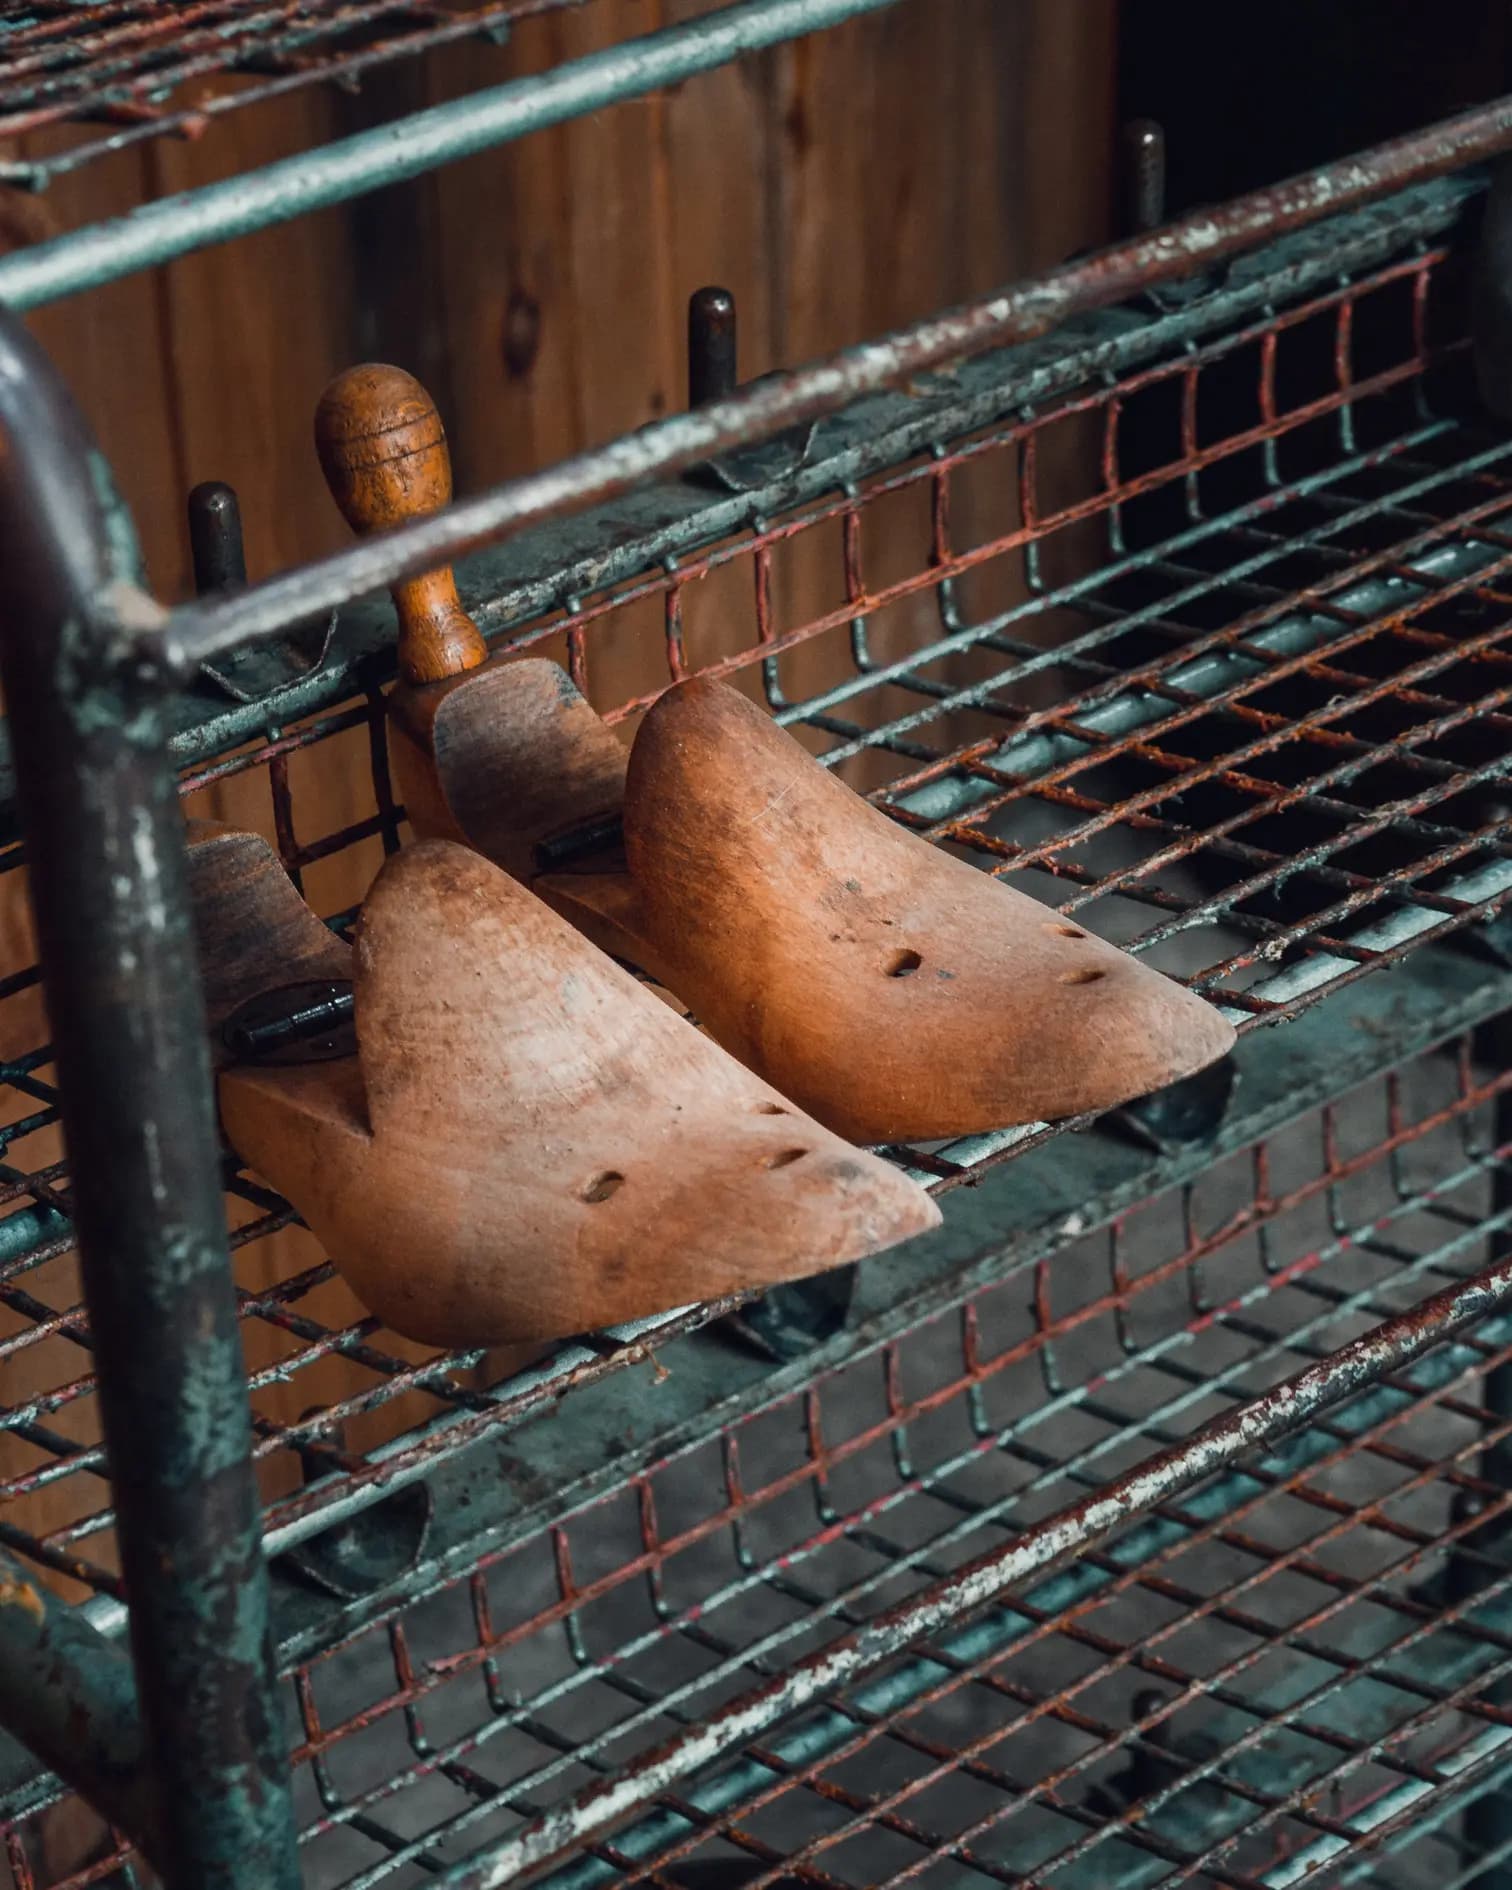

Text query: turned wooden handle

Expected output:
[314,363,488,686]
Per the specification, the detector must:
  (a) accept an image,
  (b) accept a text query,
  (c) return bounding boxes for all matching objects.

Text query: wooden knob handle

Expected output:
[315,363,488,686]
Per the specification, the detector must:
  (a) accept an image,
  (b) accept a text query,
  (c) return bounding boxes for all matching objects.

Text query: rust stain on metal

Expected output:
[0,1575,45,1626]
[0,1,604,185]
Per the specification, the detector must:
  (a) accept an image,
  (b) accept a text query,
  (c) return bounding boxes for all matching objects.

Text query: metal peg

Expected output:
[187,479,248,595]
[278,1408,433,1602]
[223,980,356,1065]
[188,478,335,702]
[1122,119,1167,236]
[689,285,738,408]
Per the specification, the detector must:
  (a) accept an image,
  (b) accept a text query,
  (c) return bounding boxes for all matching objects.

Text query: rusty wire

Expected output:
[0,240,1510,1592]
[0,0,616,185]
[8,1030,1512,1886]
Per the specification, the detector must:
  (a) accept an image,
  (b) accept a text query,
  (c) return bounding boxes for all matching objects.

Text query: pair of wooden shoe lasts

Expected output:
[190,367,1235,1351]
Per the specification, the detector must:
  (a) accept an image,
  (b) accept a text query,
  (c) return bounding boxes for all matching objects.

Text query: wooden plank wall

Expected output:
[0,0,1117,1616]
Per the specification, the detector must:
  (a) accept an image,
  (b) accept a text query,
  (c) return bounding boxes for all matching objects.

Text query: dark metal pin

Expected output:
[533,811,626,875]
[1122,119,1167,236]
[188,479,248,596]
[688,285,738,408]
[223,980,356,1065]
[688,283,816,491]
[1124,1690,1179,1799]
[722,1267,857,1363]
[1116,1054,1236,1153]
[188,478,336,702]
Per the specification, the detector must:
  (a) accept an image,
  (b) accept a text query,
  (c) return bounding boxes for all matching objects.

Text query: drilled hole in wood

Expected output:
[886,949,923,978]
[581,1171,625,1203]
[763,1148,808,1170]
[757,1102,788,1115]
[1058,966,1106,986]
[1045,922,1086,939]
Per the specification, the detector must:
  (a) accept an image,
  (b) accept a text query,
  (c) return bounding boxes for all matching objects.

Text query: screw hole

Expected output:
[886,949,923,978]
[1058,966,1106,986]
[762,1148,807,1170]
[757,1102,788,1115]
[1045,922,1086,939]
[581,1171,625,1203]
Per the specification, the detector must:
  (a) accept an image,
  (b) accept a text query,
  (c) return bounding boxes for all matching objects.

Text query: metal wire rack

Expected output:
[0,48,1511,1890]
[0,153,1506,1614]
[0,0,656,185]
[0,0,907,283]
[7,1026,1512,1889]
[4,132,1512,1616]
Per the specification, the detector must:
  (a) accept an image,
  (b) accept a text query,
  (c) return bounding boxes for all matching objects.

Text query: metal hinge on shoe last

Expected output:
[222,980,356,1064]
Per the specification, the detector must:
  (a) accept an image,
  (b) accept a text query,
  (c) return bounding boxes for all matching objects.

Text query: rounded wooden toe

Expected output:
[565,1121,942,1332]
[624,676,1239,1143]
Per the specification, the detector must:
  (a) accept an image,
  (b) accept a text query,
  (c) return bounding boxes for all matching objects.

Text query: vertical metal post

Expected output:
[1468,1035,1512,1890]
[0,311,300,1889]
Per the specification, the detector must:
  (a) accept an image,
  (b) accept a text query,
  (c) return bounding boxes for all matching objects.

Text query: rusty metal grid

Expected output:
[3,1029,1512,1888]
[1,232,1512,1601]
[0,0,622,185]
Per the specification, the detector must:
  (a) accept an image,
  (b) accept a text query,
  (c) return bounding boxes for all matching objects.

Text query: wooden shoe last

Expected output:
[187,824,941,1347]
[314,365,1236,1145]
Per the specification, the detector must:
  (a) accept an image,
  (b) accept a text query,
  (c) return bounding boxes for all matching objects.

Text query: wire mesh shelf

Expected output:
[3,169,1512,1610]
[0,0,617,186]
[6,1024,1512,1888]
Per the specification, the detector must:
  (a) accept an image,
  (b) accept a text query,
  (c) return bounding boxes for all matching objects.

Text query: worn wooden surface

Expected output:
[315,363,490,683]
[204,828,940,1344]
[0,0,1117,1596]
[401,655,1235,1138]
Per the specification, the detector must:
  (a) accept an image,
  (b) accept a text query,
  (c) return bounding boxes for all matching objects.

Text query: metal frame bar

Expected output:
[0,71,1509,1890]
[0,309,299,1888]
[427,1254,1512,1889]
[0,1544,152,1846]
[126,90,1512,675]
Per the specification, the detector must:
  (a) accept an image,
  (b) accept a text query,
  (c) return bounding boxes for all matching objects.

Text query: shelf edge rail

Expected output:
[141,87,1512,680]
[0,310,300,1889]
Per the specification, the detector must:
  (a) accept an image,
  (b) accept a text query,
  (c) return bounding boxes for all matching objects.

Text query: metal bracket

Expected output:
[278,1416,433,1602]
[721,1267,858,1363]
[1111,1055,1239,1154]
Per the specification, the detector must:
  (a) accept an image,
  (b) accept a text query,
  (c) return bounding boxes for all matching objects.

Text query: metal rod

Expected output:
[688,285,739,406]
[1122,118,1167,234]
[0,307,300,1890]
[0,0,907,312]
[153,91,1512,674]
[188,480,248,595]
[430,1252,1512,1889]
[0,1546,157,1849]
[1467,1039,1512,1890]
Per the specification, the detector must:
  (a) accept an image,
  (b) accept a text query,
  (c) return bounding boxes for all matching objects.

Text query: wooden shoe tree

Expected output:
[186,822,941,1347]
[315,366,1237,1145]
